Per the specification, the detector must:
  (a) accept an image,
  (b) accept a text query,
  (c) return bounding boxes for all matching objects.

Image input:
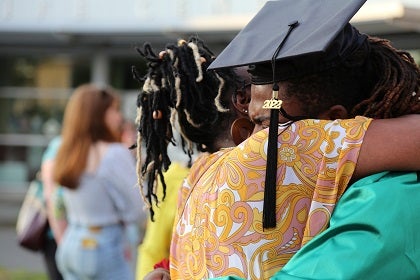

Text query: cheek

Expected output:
[248,103,258,120]
[248,99,265,121]
[105,109,122,131]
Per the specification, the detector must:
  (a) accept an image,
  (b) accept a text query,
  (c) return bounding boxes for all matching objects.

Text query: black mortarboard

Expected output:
[208,0,367,229]
[209,0,368,79]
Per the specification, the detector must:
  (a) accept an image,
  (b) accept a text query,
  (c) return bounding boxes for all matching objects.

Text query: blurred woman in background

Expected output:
[53,84,143,280]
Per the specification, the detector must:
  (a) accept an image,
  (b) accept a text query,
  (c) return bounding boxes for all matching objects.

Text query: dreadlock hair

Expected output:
[284,36,420,119]
[132,37,238,220]
[352,37,420,117]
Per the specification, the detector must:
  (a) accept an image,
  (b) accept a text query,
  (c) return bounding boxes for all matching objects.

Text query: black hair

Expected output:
[284,36,420,118]
[132,37,239,220]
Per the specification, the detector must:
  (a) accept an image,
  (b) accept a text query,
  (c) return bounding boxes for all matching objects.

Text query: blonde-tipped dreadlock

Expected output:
[132,37,240,220]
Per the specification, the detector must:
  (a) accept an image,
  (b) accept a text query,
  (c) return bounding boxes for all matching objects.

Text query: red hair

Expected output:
[54,84,120,189]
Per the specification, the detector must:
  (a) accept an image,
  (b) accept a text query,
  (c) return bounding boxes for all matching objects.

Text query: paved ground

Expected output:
[0,189,46,273]
[0,187,143,275]
[0,225,46,273]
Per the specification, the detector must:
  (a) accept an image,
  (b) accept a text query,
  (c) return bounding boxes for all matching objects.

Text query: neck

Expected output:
[212,137,235,152]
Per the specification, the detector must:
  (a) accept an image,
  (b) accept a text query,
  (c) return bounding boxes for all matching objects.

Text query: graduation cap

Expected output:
[208,0,367,229]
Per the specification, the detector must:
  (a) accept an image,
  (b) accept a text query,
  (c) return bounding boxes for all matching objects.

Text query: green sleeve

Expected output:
[272,171,420,280]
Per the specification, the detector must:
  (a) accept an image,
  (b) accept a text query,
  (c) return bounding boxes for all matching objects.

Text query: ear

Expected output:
[232,86,251,116]
[318,105,349,120]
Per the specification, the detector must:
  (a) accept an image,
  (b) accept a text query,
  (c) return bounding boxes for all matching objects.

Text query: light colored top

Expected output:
[42,136,62,162]
[41,136,66,240]
[136,162,190,280]
[64,143,143,226]
[170,117,372,280]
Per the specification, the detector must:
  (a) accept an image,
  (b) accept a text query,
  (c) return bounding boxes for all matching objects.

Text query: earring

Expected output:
[230,118,255,146]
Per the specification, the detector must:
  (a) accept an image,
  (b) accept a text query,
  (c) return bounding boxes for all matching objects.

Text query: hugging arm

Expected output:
[354,114,420,180]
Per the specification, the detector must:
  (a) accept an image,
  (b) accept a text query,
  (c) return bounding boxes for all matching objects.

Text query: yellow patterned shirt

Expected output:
[170,117,372,280]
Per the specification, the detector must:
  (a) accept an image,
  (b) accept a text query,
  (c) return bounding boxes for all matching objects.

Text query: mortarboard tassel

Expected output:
[263,84,280,229]
[263,21,299,229]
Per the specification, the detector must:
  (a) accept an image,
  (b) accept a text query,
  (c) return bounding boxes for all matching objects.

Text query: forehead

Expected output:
[251,84,272,100]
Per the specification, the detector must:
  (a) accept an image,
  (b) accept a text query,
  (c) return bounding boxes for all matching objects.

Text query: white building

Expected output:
[0,0,419,192]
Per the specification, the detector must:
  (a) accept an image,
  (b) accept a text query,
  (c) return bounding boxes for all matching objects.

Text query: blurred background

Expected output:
[0,0,419,277]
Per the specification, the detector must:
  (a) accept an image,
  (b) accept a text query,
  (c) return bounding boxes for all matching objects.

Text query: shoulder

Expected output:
[187,150,230,183]
[292,117,372,133]
[284,117,373,143]
[238,117,373,149]
[100,143,135,168]
[164,162,190,180]
[97,143,136,177]
[42,136,62,162]
[107,143,132,157]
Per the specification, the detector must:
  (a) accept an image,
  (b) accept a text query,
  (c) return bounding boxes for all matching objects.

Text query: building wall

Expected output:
[0,0,419,191]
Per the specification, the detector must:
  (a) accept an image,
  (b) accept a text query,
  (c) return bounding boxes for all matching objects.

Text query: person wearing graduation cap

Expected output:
[165,0,420,279]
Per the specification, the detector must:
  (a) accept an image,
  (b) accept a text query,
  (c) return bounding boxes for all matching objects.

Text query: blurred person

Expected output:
[40,135,65,280]
[136,161,190,280]
[120,118,147,273]
[41,136,67,244]
[53,84,143,280]
[120,119,138,151]
[41,122,139,276]
[45,124,144,276]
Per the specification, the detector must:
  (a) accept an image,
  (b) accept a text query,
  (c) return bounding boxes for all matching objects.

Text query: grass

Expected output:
[0,267,47,280]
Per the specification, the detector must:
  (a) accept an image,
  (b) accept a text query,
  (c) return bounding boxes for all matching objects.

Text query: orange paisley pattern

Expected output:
[170,117,372,280]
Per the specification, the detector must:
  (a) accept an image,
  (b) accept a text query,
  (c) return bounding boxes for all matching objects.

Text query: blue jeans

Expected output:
[56,224,133,280]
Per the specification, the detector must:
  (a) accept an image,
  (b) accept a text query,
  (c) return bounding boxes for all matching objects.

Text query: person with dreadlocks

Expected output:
[132,39,251,217]
[157,0,420,279]
[131,37,253,280]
